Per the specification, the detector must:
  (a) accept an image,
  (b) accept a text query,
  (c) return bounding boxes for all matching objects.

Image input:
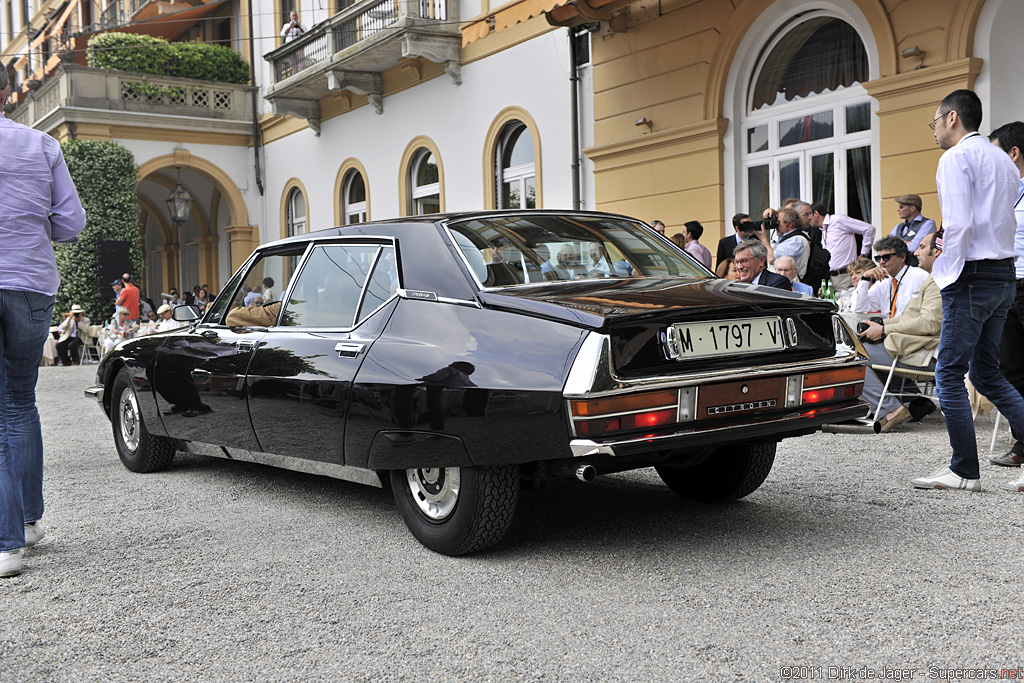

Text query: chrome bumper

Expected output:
[84,385,104,412]
[569,400,869,458]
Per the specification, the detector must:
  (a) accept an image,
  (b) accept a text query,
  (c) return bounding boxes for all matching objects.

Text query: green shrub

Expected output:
[54,140,143,324]
[87,32,249,85]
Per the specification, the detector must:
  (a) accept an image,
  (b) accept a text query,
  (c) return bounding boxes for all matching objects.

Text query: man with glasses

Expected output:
[888,194,936,266]
[912,89,1024,492]
[732,239,791,291]
[853,235,929,318]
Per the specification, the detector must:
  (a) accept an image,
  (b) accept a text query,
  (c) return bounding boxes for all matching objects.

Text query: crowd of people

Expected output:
[652,89,1024,497]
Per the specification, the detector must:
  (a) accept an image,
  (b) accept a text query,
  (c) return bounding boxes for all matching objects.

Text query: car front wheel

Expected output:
[111,368,176,473]
[391,464,519,556]
[656,441,777,503]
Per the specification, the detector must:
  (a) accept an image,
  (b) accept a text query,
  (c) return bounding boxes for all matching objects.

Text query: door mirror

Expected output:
[172,305,202,322]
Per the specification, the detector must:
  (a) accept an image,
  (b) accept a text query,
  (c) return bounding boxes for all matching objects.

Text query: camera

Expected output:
[739,214,778,234]
[856,317,884,334]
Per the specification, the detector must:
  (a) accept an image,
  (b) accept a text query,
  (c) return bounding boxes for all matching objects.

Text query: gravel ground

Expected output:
[2,363,1023,682]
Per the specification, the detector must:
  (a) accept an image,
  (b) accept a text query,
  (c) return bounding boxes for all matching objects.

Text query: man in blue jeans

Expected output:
[0,68,86,577]
[912,89,1024,492]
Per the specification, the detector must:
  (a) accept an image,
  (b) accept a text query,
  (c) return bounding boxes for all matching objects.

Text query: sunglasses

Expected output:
[875,253,896,263]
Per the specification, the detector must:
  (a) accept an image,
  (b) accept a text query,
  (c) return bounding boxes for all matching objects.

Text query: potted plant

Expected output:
[25,79,42,91]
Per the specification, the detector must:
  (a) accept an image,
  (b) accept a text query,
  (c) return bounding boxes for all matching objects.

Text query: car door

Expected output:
[247,240,399,465]
[153,242,310,450]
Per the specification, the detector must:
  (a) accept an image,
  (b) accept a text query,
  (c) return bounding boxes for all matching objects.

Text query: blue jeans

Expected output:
[0,290,54,552]
[936,260,1024,479]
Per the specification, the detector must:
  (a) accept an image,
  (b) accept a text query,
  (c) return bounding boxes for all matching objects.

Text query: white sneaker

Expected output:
[1004,471,1024,492]
[911,467,981,492]
[24,521,45,547]
[0,550,22,578]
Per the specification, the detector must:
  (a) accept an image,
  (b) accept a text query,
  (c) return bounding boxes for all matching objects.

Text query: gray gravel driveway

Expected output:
[2,364,1022,682]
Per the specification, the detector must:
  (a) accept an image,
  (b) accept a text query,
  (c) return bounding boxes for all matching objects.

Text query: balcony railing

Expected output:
[266,0,459,86]
[99,0,148,30]
[6,64,254,130]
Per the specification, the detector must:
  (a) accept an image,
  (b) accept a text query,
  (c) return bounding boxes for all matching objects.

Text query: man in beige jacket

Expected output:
[857,232,943,431]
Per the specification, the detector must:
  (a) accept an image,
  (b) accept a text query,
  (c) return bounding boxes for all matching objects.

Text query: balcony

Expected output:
[6,63,254,137]
[263,0,460,130]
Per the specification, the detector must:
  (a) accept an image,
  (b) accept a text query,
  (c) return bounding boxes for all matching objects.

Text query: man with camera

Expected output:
[808,202,876,290]
[281,10,307,43]
[55,305,91,367]
[855,233,942,432]
[767,207,809,280]
[732,239,791,291]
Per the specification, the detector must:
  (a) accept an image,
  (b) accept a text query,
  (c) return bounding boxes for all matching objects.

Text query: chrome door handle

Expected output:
[236,339,257,350]
[335,342,365,357]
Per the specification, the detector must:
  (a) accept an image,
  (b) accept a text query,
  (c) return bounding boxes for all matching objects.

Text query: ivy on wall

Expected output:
[54,140,143,324]
[87,32,250,85]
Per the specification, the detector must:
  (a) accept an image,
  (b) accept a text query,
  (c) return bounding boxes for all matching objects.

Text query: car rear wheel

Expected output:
[391,464,519,556]
[656,441,777,503]
[111,368,176,473]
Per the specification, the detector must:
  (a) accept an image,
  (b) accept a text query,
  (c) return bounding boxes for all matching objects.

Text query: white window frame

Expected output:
[343,170,366,225]
[496,122,536,210]
[287,188,307,237]
[410,149,440,215]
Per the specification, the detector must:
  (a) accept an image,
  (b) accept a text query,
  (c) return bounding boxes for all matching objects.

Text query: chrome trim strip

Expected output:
[570,403,678,422]
[564,330,866,399]
[802,379,864,391]
[184,442,384,488]
[84,385,104,403]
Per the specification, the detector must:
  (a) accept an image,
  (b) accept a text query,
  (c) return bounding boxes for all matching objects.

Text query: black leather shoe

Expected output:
[989,445,1024,467]
[908,398,937,422]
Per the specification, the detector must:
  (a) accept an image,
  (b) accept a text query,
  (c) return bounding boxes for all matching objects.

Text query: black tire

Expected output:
[656,441,777,503]
[391,464,519,556]
[111,368,176,473]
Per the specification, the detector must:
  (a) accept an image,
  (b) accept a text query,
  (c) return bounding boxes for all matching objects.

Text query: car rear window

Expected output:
[445,215,707,288]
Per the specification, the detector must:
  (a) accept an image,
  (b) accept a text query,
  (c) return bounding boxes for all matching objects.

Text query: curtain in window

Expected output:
[752,18,868,111]
[847,146,871,222]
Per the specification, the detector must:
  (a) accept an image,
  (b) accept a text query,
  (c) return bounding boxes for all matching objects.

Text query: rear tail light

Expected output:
[571,389,678,438]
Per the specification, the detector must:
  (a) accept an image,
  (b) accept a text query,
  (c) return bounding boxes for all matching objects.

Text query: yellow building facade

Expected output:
[570,0,1024,244]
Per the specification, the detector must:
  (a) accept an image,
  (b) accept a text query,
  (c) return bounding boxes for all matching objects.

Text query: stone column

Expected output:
[224,225,259,273]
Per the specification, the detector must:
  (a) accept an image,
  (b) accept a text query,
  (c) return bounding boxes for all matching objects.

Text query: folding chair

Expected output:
[870,355,936,422]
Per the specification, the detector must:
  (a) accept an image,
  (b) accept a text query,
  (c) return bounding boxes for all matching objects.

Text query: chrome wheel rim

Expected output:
[405,467,460,521]
[118,386,140,454]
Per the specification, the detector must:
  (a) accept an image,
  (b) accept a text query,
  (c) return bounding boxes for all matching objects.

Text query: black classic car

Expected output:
[87,211,868,554]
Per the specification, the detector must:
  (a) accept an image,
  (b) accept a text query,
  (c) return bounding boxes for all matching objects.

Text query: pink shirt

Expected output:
[822,213,875,272]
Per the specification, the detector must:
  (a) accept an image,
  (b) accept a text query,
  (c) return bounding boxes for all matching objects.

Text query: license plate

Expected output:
[666,316,786,360]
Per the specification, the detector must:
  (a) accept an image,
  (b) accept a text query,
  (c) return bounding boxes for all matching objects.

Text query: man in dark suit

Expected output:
[716,213,756,268]
[733,239,792,291]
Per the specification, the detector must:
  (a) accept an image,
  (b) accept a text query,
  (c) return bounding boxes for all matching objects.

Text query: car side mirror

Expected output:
[172,305,201,322]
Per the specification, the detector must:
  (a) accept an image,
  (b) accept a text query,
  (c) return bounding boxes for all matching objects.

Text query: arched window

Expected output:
[287,187,306,237]
[342,170,366,225]
[410,149,440,215]
[496,122,535,209]
[741,15,872,222]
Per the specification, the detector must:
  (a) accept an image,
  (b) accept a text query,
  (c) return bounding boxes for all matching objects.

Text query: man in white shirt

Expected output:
[853,235,930,318]
[280,10,307,42]
[911,89,1024,493]
[808,202,875,290]
[987,121,1024,481]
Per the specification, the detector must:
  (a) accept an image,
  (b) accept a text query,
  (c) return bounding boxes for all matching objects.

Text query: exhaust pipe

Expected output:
[575,464,597,482]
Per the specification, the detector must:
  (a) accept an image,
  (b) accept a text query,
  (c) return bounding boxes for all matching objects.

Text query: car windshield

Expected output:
[445,215,708,288]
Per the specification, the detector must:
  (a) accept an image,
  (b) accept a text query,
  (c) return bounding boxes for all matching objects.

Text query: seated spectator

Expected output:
[775,256,813,296]
[846,256,875,310]
[146,310,158,322]
[853,235,930,317]
[243,286,262,307]
[733,239,792,291]
[679,221,712,269]
[155,304,179,332]
[856,232,942,432]
[588,243,633,278]
[715,257,739,281]
[102,306,134,356]
[56,304,90,366]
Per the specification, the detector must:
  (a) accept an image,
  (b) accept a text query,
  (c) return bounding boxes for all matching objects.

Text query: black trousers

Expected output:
[999,280,1024,445]
[56,337,83,366]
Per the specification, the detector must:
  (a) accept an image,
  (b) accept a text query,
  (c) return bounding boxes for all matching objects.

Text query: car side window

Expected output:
[357,246,398,322]
[207,246,308,326]
[282,244,381,328]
